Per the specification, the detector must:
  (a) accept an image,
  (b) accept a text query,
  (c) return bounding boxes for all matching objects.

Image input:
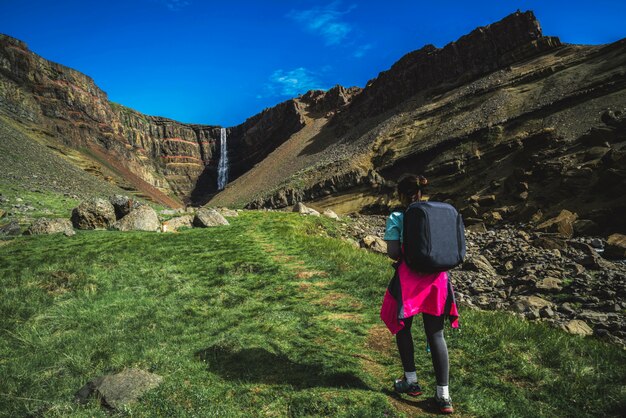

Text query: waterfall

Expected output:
[217,127,229,190]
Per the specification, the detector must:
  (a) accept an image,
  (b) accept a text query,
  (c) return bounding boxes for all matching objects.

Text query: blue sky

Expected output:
[2,1,626,127]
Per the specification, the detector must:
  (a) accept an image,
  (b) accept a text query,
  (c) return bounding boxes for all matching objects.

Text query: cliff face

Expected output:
[339,11,561,124]
[0,34,315,205]
[243,11,626,234]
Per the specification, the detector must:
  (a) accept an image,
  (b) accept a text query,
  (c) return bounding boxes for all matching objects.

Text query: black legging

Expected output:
[395,313,449,386]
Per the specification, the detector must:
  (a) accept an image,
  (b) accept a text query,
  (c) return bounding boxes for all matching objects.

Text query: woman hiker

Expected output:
[380,174,459,414]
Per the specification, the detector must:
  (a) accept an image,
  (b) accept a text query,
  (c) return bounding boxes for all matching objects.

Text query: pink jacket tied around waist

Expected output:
[380,260,459,335]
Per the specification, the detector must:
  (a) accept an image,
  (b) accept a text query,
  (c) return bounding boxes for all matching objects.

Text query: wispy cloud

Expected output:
[161,0,190,11]
[287,1,356,46]
[352,43,373,58]
[257,67,327,99]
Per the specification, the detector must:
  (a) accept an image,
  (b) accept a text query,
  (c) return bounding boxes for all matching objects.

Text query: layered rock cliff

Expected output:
[0,34,322,205]
[242,11,626,234]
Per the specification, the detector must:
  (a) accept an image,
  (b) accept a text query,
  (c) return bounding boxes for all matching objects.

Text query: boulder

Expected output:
[533,235,567,250]
[512,295,552,313]
[218,207,239,217]
[71,198,116,230]
[194,208,229,227]
[0,220,21,236]
[466,222,487,233]
[462,255,497,277]
[572,219,600,236]
[108,195,140,220]
[112,206,161,232]
[162,215,193,232]
[75,368,162,411]
[604,233,626,259]
[482,211,503,225]
[536,209,578,238]
[292,202,320,216]
[561,319,593,336]
[322,209,340,220]
[362,235,387,254]
[25,218,75,236]
[535,277,562,292]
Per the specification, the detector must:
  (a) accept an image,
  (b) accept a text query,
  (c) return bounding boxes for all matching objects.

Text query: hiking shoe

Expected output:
[393,377,422,397]
[434,393,454,414]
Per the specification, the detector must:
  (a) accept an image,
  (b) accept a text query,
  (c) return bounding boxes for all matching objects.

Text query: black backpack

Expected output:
[403,201,466,273]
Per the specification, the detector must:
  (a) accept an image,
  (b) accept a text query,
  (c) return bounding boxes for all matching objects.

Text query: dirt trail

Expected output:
[208,101,333,207]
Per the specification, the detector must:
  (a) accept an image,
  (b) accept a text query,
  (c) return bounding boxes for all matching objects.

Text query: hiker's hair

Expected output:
[397,174,428,199]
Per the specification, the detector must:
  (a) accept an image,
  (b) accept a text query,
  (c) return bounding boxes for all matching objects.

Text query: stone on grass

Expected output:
[75,368,162,411]
[25,218,75,236]
[218,207,239,217]
[162,215,193,232]
[71,198,116,230]
[194,208,229,227]
[0,220,21,236]
[562,319,593,336]
[292,202,320,216]
[512,295,552,313]
[322,209,339,220]
[112,206,161,232]
[109,195,140,220]
[362,235,387,254]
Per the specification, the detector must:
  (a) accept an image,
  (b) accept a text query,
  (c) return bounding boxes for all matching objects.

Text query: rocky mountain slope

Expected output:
[0,34,333,206]
[241,11,626,236]
[1,11,625,237]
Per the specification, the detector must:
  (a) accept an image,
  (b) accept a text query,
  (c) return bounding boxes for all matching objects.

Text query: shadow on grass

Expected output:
[383,389,441,415]
[196,345,368,389]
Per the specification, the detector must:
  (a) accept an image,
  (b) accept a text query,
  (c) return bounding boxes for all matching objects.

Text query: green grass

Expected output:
[0,179,81,221]
[0,212,624,417]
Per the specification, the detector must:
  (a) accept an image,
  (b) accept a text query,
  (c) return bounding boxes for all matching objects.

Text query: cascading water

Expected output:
[217,127,229,190]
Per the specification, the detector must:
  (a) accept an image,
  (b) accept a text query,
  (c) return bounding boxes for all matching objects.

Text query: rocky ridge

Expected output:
[0,35,352,206]
[246,12,626,239]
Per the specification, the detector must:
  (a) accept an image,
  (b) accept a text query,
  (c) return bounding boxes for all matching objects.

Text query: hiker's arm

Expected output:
[386,240,401,260]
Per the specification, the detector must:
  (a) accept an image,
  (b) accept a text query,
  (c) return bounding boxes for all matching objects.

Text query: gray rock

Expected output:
[462,255,497,277]
[361,235,387,254]
[24,218,75,236]
[109,195,140,220]
[293,202,320,216]
[540,306,555,318]
[162,215,193,232]
[71,198,116,230]
[218,207,239,217]
[562,319,593,336]
[194,208,229,227]
[75,368,162,410]
[0,220,21,236]
[112,206,161,232]
[513,295,553,313]
[322,209,340,220]
[535,277,563,292]
[590,238,604,249]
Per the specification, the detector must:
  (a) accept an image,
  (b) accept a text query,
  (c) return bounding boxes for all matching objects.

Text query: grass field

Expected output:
[1,212,624,417]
